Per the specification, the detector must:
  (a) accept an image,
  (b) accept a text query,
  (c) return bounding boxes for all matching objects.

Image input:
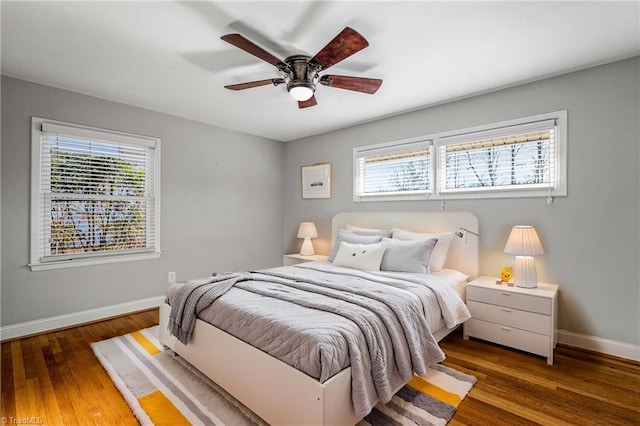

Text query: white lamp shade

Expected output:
[297,222,318,239]
[504,226,544,256]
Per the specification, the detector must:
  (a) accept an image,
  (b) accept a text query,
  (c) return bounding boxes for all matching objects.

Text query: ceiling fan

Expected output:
[221,27,383,108]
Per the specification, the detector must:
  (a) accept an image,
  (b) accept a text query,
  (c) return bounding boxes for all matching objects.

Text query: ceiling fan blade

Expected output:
[298,95,318,109]
[224,79,278,91]
[221,33,286,69]
[310,27,369,71]
[320,75,382,94]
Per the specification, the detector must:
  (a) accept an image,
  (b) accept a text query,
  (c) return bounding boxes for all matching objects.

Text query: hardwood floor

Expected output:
[2,309,638,425]
[1,309,158,425]
[440,331,640,426]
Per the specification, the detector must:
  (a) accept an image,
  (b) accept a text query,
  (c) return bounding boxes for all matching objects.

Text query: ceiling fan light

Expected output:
[289,85,314,101]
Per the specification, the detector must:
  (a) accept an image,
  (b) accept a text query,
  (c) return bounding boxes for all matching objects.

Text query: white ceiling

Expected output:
[2,1,639,142]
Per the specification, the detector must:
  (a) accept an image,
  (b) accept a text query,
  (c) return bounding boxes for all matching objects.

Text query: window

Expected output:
[30,118,161,271]
[437,116,563,197]
[354,139,432,201]
[353,111,567,202]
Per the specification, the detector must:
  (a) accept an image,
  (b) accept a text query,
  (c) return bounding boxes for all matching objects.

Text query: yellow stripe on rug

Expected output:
[138,389,190,426]
[407,373,462,407]
[131,330,161,355]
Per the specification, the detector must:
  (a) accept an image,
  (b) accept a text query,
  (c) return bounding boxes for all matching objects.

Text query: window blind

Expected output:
[38,126,157,262]
[437,119,556,145]
[355,140,431,199]
[437,120,557,193]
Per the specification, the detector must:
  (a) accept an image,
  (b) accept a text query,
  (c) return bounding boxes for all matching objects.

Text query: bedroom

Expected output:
[1,1,639,425]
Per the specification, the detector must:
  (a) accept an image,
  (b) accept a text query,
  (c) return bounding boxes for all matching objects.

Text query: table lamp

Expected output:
[504,225,544,288]
[297,222,318,256]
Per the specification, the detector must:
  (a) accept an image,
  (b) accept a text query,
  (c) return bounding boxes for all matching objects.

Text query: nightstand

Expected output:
[464,276,558,365]
[283,254,328,266]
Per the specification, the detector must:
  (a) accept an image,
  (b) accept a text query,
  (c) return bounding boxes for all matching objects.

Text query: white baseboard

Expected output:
[0,296,164,341]
[558,329,640,362]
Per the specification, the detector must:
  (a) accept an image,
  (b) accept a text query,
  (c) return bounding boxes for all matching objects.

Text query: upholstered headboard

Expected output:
[331,211,479,279]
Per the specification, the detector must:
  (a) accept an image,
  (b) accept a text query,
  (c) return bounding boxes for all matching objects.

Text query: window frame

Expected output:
[29,117,162,271]
[353,110,567,202]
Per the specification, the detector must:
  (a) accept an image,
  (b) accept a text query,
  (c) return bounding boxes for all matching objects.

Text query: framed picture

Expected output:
[301,163,331,199]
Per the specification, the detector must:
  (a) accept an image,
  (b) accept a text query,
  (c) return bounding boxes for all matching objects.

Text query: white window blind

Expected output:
[354,140,431,200]
[437,119,558,194]
[31,118,161,270]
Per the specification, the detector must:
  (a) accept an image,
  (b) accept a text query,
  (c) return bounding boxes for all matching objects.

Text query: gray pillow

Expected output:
[380,237,438,274]
[328,231,384,262]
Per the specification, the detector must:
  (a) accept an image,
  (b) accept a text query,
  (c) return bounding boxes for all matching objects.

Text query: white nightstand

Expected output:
[283,254,328,266]
[464,276,559,365]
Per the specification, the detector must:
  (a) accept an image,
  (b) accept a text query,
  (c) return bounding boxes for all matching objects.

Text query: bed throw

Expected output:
[167,268,447,417]
[167,271,252,344]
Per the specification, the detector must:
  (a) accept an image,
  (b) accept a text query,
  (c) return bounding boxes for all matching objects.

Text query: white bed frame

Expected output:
[159,211,478,425]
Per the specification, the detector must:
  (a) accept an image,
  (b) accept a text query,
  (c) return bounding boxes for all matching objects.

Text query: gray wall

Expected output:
[283,57,640,346]
[1,76,284,326]
[2,58,638,347]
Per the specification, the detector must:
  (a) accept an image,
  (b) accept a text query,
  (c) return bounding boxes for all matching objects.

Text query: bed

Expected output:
[159,211,478,425]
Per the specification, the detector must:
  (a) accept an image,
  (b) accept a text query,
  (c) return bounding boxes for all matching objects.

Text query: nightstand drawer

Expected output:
[467,286,551,315]
[467,300,551,335]
[465,318,550,357]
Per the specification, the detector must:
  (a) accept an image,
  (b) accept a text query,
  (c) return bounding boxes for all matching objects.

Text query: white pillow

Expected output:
[345,224,392,238]
[332,241,386,271]
[328,231,383,262]
[430,268,470,285]
[391,228,454,273]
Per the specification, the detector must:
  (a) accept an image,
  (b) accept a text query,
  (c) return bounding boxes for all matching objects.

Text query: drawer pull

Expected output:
[501,292,511,296]
[500,308,512,313]
[500,326,512,332]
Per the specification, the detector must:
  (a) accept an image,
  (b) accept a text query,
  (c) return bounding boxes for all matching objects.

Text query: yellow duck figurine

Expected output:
[500,266,513,283]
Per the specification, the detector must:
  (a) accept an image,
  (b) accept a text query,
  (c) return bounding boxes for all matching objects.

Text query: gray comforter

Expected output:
[167,263,467,417]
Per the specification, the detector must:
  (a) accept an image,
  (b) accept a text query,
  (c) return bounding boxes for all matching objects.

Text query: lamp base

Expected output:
[299,238,315,256]
[514,256,538,288]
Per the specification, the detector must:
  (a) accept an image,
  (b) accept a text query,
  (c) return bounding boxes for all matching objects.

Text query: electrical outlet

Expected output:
[168,271,176,284]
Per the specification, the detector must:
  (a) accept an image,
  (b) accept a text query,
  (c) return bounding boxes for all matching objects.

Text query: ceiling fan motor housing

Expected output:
[285,55,318,100]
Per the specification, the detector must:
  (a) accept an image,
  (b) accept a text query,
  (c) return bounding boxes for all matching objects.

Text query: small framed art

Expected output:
[301,163,331,199]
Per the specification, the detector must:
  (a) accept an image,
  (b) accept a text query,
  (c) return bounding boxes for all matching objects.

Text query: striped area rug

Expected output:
[92,326,475,425]
[361,366,476,426]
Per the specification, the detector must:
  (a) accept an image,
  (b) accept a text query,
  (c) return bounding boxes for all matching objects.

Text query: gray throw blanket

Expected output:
[167,269,445,417]
[167,272,251,344]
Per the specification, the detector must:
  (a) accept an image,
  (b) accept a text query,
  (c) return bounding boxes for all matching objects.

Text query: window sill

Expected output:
[355,190,566,202]
[354,193,431,202]
[29,251,161,271]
